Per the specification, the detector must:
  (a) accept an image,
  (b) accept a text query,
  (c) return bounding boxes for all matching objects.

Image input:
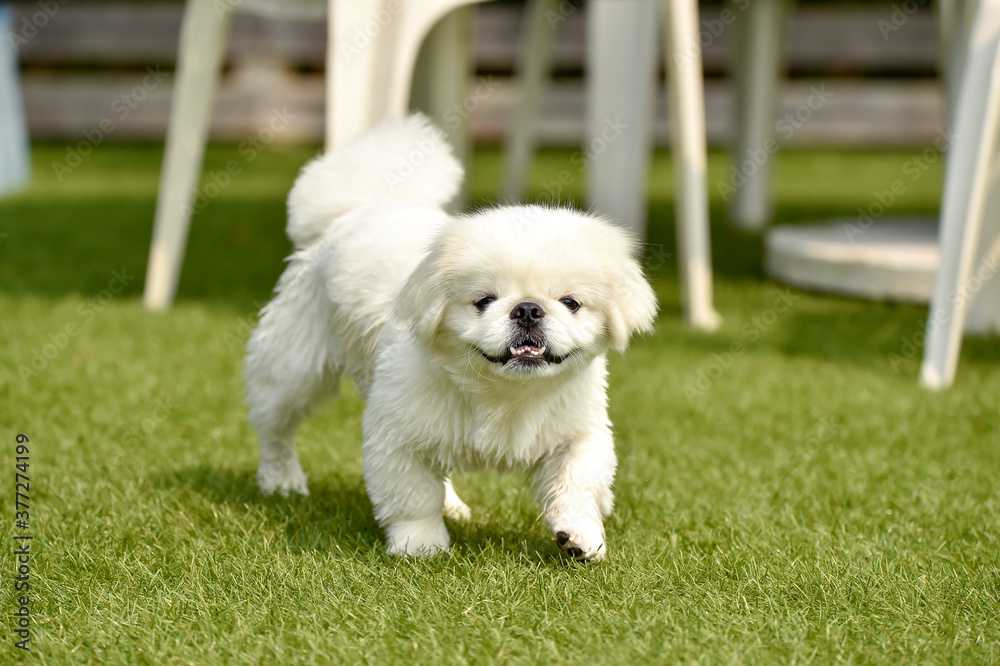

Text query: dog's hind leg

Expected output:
[443,478,471,521]
[245,262,339,497]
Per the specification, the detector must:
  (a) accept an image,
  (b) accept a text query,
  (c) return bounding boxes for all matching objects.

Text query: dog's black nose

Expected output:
[510,301,545,326]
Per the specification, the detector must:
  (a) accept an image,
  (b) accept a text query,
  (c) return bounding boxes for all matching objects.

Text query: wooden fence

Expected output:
[11,1,944,145]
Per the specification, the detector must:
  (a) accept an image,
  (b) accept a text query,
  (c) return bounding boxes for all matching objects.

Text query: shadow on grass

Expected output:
[154,465,568,564]
[0,197,290,308]
[153,465,383,555]
[649,294,926,368]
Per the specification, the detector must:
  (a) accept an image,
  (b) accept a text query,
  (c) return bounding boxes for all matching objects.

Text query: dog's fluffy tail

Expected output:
[286,113,464,250]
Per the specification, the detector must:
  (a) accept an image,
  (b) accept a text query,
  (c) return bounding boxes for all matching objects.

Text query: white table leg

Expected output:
[920,0,1000,389]
[326,0,482,150]
[585,0,657,237]
[729,0,789,230]
[662,0,721,330]
[502,0,561,202]
[410,6,473,208]
[144,0,233,311]
[326,1,382,149]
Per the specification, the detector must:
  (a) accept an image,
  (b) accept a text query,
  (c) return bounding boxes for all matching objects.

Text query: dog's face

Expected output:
[397,206,658,380]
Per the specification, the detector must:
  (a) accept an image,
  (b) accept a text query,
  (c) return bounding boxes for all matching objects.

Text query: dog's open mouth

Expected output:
[481,339,568,366]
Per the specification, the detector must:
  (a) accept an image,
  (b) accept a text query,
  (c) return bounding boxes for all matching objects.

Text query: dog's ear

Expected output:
[394,251,448,342]
[606,255,658,352]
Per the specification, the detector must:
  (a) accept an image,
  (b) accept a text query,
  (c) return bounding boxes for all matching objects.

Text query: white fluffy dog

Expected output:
[245,114,657,561]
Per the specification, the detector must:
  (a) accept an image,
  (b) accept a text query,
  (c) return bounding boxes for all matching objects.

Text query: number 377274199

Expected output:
[15,434,30,525]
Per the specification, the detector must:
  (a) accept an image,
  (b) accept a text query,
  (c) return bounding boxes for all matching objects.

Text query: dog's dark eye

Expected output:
[474,295,496,312]
[559,297,581,313]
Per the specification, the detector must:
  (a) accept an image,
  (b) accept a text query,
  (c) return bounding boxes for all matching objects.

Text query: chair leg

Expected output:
[662,0,722,331]
[585,0,657,237]
[501,0,561,202]
[327,1,395,149]
[729,0,790,231]
[920,1,1000,389]
[326,0,483,150]
[0,5,29,197]
[143,0,233,311]
[410,6,474,209]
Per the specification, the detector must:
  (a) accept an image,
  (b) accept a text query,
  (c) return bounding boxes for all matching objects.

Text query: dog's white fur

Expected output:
[245,114,657,561]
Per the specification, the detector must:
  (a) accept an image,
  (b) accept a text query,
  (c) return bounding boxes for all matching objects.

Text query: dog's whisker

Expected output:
[465,342,496,384]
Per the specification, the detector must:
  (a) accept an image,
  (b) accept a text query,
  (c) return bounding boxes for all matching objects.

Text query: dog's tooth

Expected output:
[539,346,547,355]
[509,346,517,355]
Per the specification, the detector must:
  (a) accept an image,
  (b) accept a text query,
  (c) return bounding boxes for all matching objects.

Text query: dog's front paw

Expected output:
[385,517,451,557]
[554,524,606,562]
[257,457,309,497]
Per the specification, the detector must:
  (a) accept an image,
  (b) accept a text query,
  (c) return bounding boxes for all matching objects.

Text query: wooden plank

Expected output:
[470,78,943,146]
[23,69,323,141]
[14,2,325,67]
[14,2,938,73]
[474,4,939,73]
[13,1,944,146]
[23,73,943,147]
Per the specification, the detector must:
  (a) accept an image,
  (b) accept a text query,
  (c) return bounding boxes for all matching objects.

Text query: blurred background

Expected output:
[10,0,941,148]
[5,5,1000,661]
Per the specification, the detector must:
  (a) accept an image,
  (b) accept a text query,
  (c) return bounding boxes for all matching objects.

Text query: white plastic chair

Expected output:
[920,0,1000,389]
[503,0,721,331]
[0,4,29,198]
[728,0,1000,387]
[729,0,967,230]
[729,0,970,230]
[143,0,489,311]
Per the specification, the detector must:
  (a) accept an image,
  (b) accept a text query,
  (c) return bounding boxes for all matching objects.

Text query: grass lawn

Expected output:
[1,142,998,664]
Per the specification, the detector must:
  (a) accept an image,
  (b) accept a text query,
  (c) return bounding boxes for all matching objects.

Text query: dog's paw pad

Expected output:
[257,458,309,497]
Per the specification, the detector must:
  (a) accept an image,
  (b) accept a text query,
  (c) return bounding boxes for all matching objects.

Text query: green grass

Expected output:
[1,142,998,664]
